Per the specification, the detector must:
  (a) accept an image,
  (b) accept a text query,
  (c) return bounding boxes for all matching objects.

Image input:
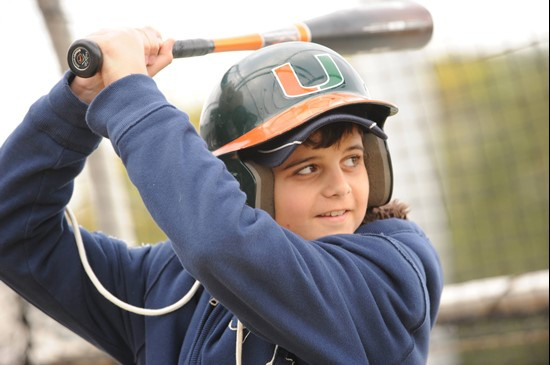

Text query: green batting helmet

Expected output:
[200,41,397,217]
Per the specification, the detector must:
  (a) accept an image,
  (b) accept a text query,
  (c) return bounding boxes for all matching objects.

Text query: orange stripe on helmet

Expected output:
[212,92,397,157]
[273,64,319,96]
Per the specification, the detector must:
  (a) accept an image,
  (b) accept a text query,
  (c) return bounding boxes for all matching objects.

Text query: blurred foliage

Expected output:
[72,181,98,231]
[434,47,549,284]
[434,47,549,365]
[450,313,549,365]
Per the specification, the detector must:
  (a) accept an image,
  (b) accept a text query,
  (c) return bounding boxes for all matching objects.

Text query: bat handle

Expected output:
[172,39,215,58]
[67,39,103,78]
[67,38,216,78]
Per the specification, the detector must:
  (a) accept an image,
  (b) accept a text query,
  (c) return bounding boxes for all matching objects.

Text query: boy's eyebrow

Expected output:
[347,143,365,153]
[280,156,317,171]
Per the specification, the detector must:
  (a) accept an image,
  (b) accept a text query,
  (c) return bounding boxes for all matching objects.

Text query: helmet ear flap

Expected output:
[363,133,393,208]
[243,161,275,217]
[220,154,275,217]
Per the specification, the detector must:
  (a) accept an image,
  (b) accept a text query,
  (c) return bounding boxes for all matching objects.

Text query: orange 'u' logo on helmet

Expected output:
[272,54,344,98]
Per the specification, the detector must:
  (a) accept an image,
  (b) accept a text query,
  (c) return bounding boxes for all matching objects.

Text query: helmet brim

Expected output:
[212,92,397,157]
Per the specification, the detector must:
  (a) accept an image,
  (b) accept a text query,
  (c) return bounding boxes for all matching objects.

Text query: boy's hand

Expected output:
[70,27,175,104]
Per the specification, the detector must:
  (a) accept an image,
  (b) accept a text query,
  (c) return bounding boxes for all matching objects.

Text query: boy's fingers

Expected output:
[147,38,175,76]
[76,27,170,82]
[139,27,162,62]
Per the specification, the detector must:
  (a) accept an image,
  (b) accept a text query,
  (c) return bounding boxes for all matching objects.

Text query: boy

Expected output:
[0,27,443,364]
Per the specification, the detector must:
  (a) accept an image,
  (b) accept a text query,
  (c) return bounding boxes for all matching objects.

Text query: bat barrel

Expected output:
[306,1,433,54]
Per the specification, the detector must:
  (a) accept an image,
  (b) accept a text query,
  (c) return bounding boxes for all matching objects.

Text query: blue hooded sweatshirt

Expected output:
[0,72,443,364]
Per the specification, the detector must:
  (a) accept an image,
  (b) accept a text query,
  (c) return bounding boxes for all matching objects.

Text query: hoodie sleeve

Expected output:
[87,74,443,364]
[0,73,193,364]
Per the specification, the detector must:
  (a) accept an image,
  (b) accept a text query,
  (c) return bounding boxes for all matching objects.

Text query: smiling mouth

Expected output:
[318,210,347,218]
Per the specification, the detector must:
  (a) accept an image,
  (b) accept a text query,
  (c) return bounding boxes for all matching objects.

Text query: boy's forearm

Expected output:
[0,72,100,287]
[0,75,165,362]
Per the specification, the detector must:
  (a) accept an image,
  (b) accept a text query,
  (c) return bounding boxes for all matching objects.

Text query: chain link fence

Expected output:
[350,29,548,363]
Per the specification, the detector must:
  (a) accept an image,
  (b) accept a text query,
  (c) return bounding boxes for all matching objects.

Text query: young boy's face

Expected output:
[272,127,369,240]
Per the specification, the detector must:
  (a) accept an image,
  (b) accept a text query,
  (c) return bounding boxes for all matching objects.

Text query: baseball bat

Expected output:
[67,0,433,78]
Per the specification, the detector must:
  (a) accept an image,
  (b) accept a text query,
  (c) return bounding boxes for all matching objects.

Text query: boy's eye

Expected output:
[296,165,317,175]
[344,155,362,167]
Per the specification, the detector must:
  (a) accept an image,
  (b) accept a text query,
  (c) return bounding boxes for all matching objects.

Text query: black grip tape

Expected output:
[172,39,215,58]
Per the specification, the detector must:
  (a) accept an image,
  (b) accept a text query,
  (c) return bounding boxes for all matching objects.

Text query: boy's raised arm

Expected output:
[0,73,145,363]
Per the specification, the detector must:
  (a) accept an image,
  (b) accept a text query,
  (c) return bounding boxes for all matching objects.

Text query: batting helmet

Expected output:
[200,41,398,217]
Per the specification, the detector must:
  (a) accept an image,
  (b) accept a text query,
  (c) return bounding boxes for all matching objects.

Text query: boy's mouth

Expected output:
[318,210,347,218]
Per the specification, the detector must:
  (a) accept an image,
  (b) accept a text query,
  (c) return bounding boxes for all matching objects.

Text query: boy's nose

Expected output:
[322,167,351,198]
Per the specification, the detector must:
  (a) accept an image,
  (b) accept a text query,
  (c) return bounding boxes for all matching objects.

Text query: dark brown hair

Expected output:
[303,122,364,149]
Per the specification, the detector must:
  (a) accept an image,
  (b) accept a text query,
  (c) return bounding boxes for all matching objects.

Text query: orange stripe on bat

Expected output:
[213,34,264,52]
[294,23,311,42]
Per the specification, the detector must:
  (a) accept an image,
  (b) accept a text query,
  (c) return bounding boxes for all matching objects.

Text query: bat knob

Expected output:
[67,39,103,78]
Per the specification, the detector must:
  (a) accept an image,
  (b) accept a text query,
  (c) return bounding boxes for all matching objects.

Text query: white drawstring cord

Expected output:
[64,206,201,316]
[266,345,279,365]
[67,205,247,364]
[236,319,244,365]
